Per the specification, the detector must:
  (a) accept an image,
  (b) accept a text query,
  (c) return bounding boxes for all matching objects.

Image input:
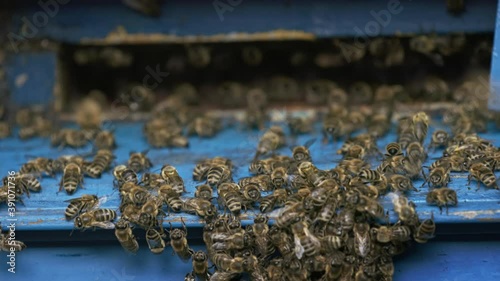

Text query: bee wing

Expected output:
[293,235,304,260]
[90,222,115,229]
[97,195,111,206]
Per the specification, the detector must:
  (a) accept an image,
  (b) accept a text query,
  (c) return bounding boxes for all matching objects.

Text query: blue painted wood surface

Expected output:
[1,119,500,232]
[4,51,57,107]
[5,0,496,44]
[489,1,500,111]
[1,240,500,280]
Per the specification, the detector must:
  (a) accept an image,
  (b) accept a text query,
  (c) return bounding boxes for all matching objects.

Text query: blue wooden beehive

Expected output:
[2,1,500,280]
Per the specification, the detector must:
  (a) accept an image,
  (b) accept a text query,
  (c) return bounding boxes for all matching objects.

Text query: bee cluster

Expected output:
[143,88,222,148]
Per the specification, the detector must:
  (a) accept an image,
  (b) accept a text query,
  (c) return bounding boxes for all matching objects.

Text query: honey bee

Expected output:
[186,45,211,68]
[270,166,288,189]
[384,142,404,158]
[422,162,451,188]
[94,130,116,150]
[211,231,254,252]
[51,129,90,149]
[259,188,289,213]
[254,126,286,160]
[413,112,430,145]
[249,160,273,176]
[269,227,294,258]
[240,182,262,206]
[114,219,139,253]
[392,194,419,226]
[140,172,165,189]
[169,219,194,262]
[426,187,458,214]
[122,184,149,206]
[0,121,11,139]
[349,81,373,104]
[139,196,164,225]
[83,149,114,178]
[291,138,316,164]
[371,225,411,243]
[146,228,166,254]
[414,213,436,243]
[0,224,26,252]
[207,164,232,188]
[429,129,449,151]
[187,115,221,138]
[10,173,42,195]
[19,157,54,177]
[468,162,498,190]
[396,116,417,149]
[194,184,213,201]
[128,150,153,173]
[322,117,353,144]
[74,208,116,230]
[18,126,37,139]
[193,162,212,182]
[113,165,139,187]
[59,162,84,195]
[387,174,417,193]
[406,141,427,165]
[64,194,99,220]
[158,184,183,212]
[144,119,189,148]
[268,75,300,101]
[217,182,243,215]
[182,198,218,220]
[322,251,344,280]
[51,155,83,174]
[305,79,338,105]
[290,216,320,259]
[191,250,212,281]
[287,115,314,135]
[161,164,185,195]
[346,192,385,219]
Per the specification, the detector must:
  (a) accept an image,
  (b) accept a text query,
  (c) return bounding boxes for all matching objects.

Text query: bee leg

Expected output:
[475,181,481,192]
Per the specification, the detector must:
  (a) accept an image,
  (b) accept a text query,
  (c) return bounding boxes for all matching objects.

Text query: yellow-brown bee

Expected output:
[160,164,185,195]
[254,126,286,160]
[426,188,458,214]
[169,219,194,262]
[191,250,211,281]
[146,228,166,254]
[114,219,139,253]
[83,149,114,178]
[74,209,116,230]
[64,194,99,220]
[59,162,84,195]
[94,130,116,150]
[128,150,153,173]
